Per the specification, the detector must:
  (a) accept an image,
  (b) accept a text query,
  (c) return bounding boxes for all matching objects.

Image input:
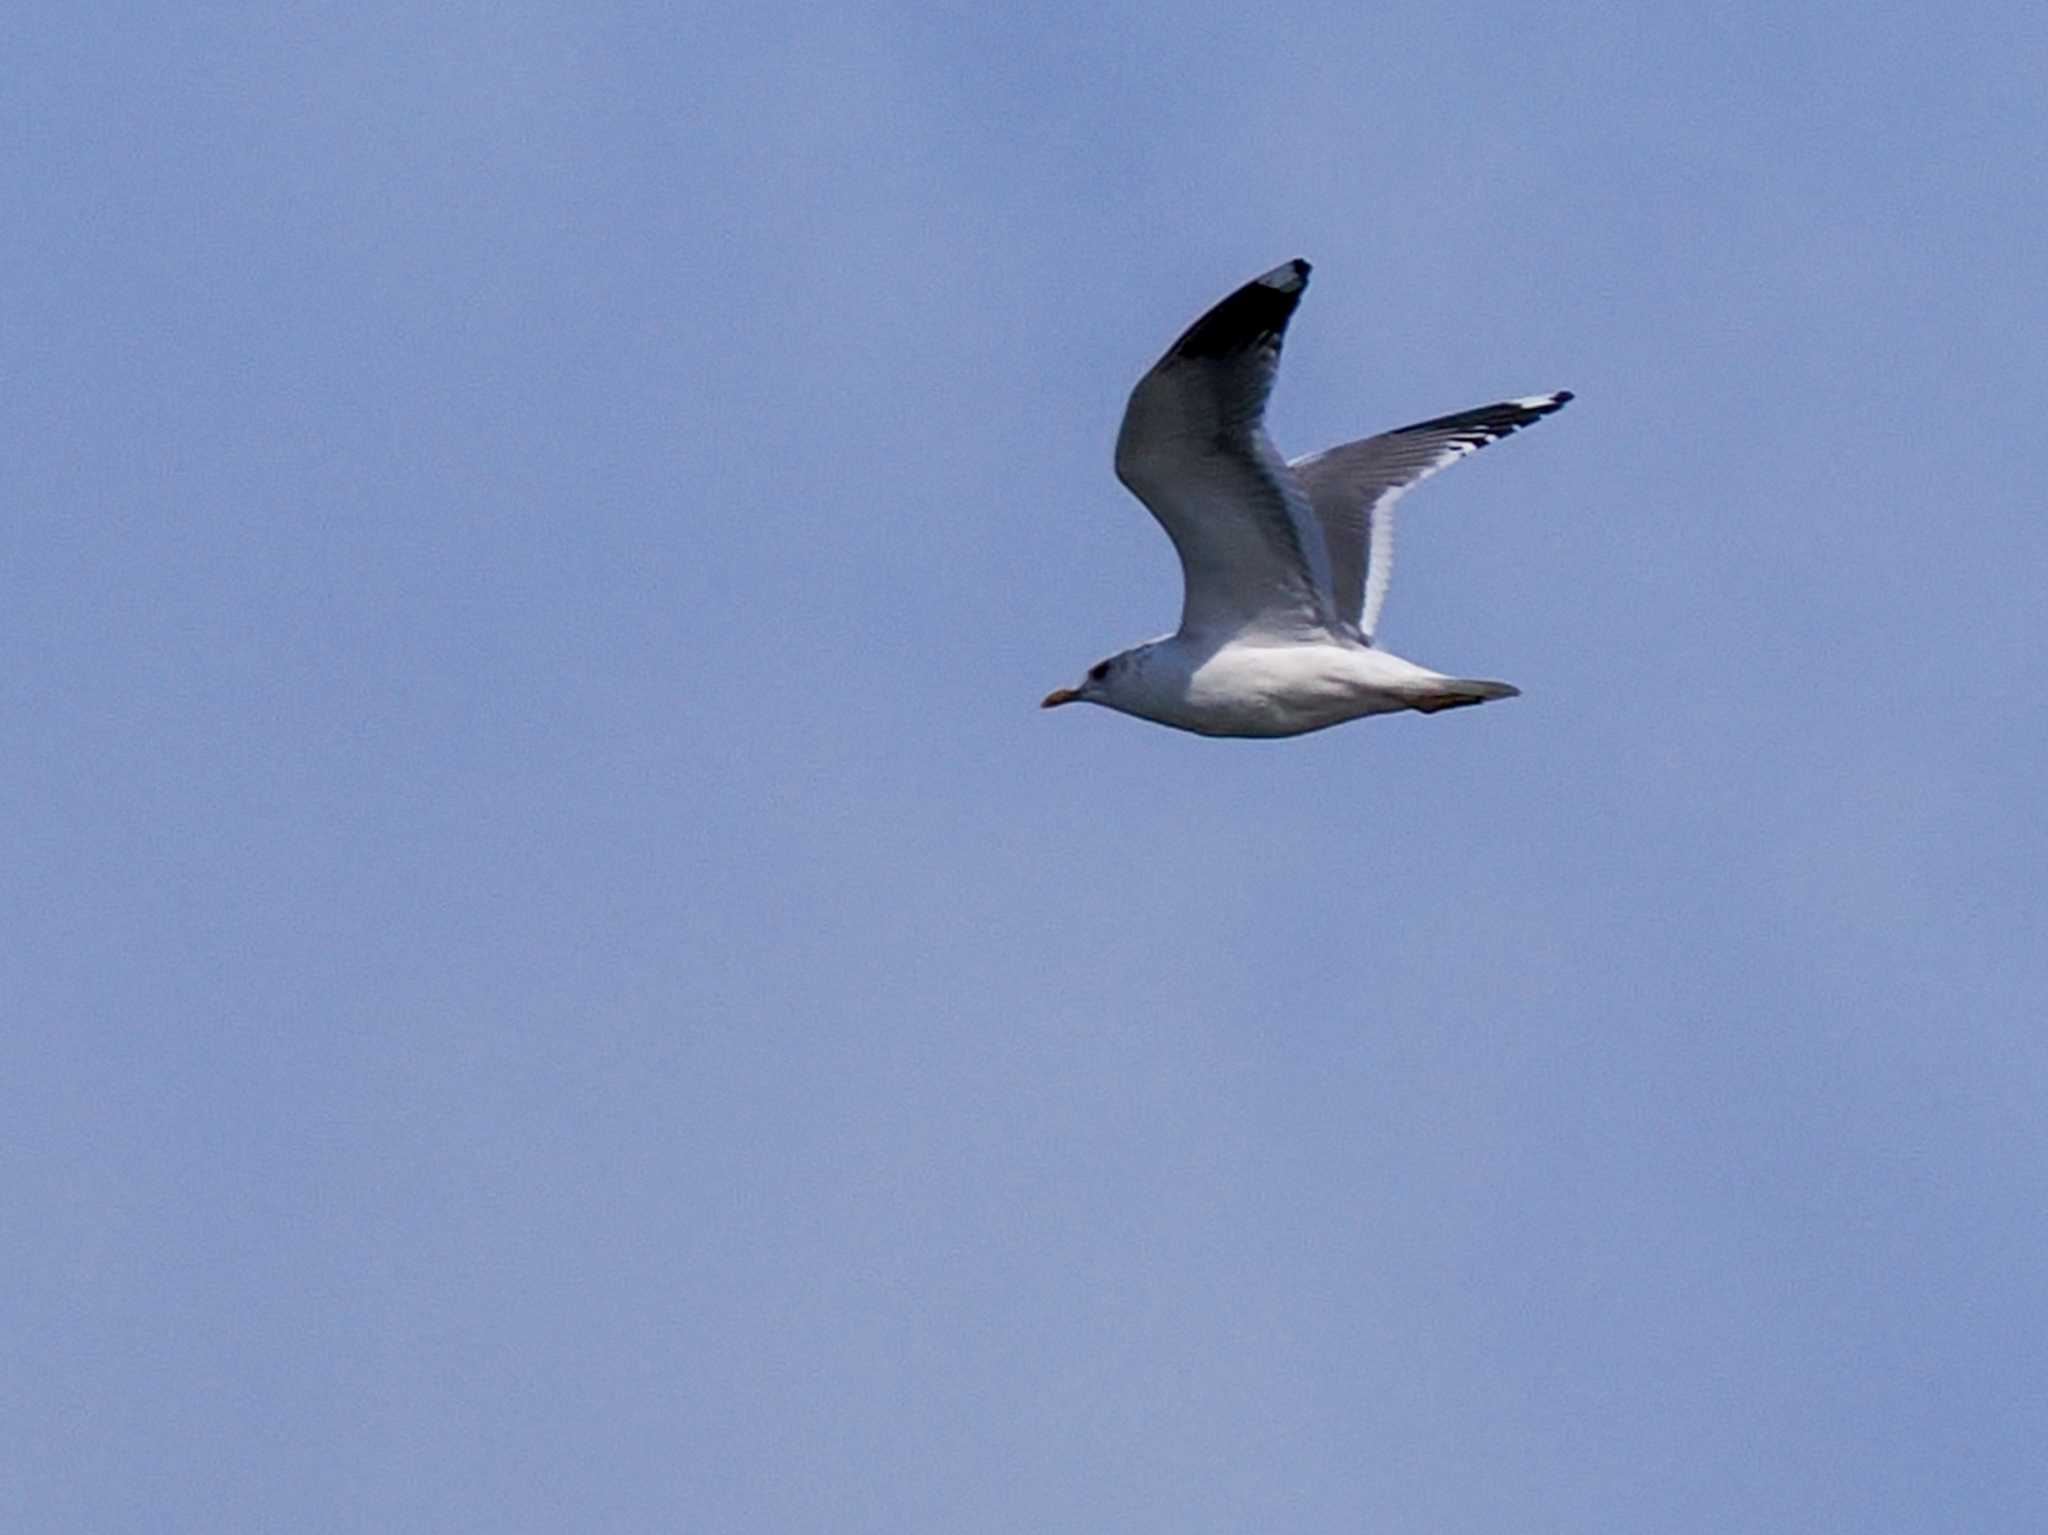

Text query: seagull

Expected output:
[1042,259,1571,738]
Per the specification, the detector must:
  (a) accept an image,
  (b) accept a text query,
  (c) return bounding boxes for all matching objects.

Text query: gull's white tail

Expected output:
[1408,677,1521,714]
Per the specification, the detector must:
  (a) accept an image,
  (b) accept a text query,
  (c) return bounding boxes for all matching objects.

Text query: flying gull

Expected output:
[1042,259,1571,737]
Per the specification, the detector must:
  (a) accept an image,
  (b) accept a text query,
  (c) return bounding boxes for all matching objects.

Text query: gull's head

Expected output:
[1041,654,1120,711]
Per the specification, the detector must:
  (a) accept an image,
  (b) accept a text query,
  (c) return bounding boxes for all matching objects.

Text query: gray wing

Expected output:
[1291,392,1573,640]
[1114,260,1340,641]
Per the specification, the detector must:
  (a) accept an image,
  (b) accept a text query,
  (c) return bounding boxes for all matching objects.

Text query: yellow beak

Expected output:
[1040,687,1081,709]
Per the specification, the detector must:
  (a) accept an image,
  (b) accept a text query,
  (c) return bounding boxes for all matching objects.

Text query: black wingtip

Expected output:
[1170,260,1312,361]
[1386,391,1575,450]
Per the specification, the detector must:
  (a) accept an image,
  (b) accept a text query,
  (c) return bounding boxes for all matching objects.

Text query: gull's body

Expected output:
[1042,259,1571,738]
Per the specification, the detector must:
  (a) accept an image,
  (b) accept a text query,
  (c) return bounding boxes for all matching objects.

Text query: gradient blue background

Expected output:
[8,3,2046,1530]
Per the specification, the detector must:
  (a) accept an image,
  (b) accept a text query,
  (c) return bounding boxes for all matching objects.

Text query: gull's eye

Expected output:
[1088,660,1112,682]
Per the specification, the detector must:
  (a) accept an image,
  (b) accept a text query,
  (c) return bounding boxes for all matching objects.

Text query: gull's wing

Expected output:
[1114,260,1340,641]
[1291,392,1573,641]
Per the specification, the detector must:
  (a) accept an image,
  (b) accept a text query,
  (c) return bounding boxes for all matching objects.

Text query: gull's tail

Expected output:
[1409,678,1520,714]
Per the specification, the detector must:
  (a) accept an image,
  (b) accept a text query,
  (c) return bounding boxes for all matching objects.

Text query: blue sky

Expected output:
[7,2,2047,1530]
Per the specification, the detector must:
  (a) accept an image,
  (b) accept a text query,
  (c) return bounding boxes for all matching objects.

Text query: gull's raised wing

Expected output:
[1291,392,1573,641]
[1114,260,1339,641]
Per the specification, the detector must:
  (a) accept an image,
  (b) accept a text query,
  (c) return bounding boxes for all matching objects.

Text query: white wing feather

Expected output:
[1290,392,1573,640]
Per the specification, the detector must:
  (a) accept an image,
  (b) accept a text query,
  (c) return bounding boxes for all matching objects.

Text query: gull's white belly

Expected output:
[1146,641,1446,738]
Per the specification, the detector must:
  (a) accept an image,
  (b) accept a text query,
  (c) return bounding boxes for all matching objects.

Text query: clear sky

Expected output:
[8,2,2047,1530]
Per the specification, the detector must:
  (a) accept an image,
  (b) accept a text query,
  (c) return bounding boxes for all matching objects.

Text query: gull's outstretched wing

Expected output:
[1114,260,1339,640]
[1291,392,1573,641]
